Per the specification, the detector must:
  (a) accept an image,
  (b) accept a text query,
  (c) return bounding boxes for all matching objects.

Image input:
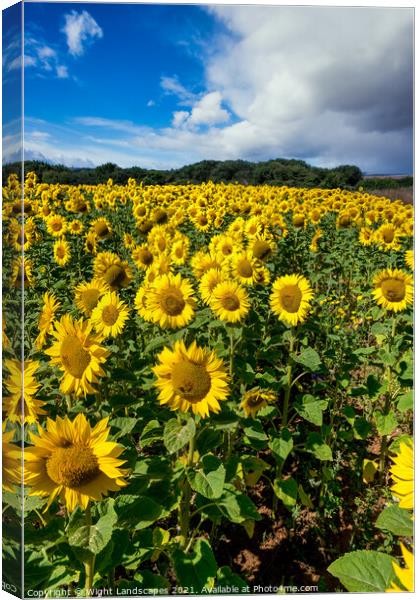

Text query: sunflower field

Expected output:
[2,172,414,596]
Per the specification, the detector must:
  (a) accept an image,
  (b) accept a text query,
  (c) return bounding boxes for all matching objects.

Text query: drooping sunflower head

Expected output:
[74,278,109,317]
[132,244,155,270]
[25,414,128,512]
[84,231,98,255]
[152,340,230,418]
[45,314,110,396]
[210,280,250,323]
[248,235,276,262]
[147,273,196,329]
[91,217,112,240]
[90,291,130,338]
[241,388,277,418]
[270,274,314,326]
[372,268,413,313]
[35,292,61,349]
[93,251,133,290]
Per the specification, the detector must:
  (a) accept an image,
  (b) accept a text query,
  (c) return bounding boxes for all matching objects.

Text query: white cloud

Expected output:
[147,100,155,107]
[56,65,69,79]
[189,91,230,126]
[160,75,196,105]
[62,10,103,57]
[172,111,190,128]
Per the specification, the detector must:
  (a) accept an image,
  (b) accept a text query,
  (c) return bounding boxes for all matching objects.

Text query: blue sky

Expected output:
[2,2,414,173]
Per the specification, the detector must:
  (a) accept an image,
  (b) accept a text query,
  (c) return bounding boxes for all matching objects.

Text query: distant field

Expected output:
[369,187,413,204]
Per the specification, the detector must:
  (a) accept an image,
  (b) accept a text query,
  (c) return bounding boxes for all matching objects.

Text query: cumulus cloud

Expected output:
[172,92,230,129]
[203,5,413,171]
[62,10,103,57]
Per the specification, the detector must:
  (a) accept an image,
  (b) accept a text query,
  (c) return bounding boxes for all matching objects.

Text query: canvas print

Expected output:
[2,1,414,597]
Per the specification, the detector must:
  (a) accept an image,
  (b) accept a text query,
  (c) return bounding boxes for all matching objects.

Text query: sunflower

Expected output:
[191,250,223,279]
[135,284,153,321]
[3,359,46,424]
[309,228,322,253]
[270,274,314,326]
[45,315,110,396]
[46,214,67,237]
[147,273,196,329]
[53,238,71,267]
[68,220,84,235]
[241,388,277,418]
[372,269,413,313]
[11,257,34,288]
[199,268,225,304]
[389,440,413,510]
[25,414,128,512]
[90,292,130,338]
[359,227,374,246]
[405,249,414,271]
[132,244,155,270]
[292,212,306,228]
[231,252,262,285]
[74,279,109,317]
[35,292,61,349]
[2,427,22,492]
[248,234,276,262]
[152,340,229,418]
[91,217,112,240]
[210,281,250,323]
[375,223,401,251]
[171,237,190,265]
[387,545,414,592]
[94,251,133,290]
[84,231,98,254]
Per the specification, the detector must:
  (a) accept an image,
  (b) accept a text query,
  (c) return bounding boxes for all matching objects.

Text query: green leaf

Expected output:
[163,418,196,454]
[68,512,113,560]
[306,432,333,461]
[172,539,218,593]
[389,434,413,454]
[374,411,398,436]
[375,505,413,538]
[328,550,396,592]
[353,417,371,440]
[216,485,261,524]
[273,477,297,511]
[140,419,162,446]
[291,347,321,372]
[115,495,164,529]
[269,428,293,464]
[396,390,413,413]
[188,454,226,500]
[134,570,170,592]
[294,394,328,426]
[110,417,138,436]
[196,428,222,454]
[216,566,248,591]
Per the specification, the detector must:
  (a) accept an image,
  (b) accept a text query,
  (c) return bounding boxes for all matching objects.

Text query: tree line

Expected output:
[2,158,366,188]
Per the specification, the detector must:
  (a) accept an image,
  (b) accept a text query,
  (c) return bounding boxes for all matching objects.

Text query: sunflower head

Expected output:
[241,388,277,418]
[74,278,109,316]
[90,291,130,338]
[153,340,230,418]
[210,280,250,323]
[25,414,128,512]
[94,251,133,290]
[372,268,413,313]
[270,274,314,326]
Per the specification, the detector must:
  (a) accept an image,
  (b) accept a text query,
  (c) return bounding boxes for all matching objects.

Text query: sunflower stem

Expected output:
[179,436,195,550]
[84,503,96,596]
[379,316,398,479]
[282,333,296,427]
